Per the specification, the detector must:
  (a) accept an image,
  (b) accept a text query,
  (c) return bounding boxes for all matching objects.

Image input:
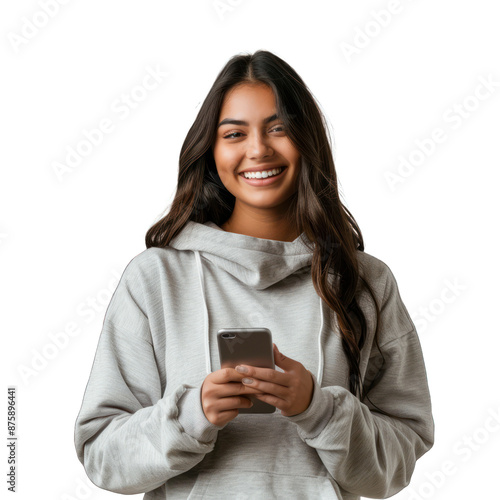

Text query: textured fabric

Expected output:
[74,220,434,499]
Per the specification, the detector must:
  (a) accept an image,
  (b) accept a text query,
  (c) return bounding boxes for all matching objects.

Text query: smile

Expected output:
[238,166,288,186]
[240,166,285,179]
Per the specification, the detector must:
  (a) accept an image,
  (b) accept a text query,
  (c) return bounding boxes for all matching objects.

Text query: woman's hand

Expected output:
[236,344,314,417]
[201,368,265,427]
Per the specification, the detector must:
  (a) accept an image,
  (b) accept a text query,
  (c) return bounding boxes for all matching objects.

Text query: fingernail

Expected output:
[242,378,253,384]
[236,365,248,373]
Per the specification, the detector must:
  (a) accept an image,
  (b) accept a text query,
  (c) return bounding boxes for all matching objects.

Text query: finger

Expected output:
[206,372,266,398]
[211,367,258,384]
[208,382,264,398]
[272,344,295,370]
[240,377,288,399]
[235,365,288,386]
[253,393,285,410]
[215,395,254,412]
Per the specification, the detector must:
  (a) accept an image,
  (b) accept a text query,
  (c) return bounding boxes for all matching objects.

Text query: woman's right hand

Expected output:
[201,368,264,427]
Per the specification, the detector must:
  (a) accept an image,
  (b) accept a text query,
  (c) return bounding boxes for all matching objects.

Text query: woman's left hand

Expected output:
[236,343,314,417]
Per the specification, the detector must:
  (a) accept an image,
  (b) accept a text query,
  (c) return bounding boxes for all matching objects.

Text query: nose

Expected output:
[245,131,274,160]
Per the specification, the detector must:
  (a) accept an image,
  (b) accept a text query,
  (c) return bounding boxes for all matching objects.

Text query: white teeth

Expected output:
[242,167,284,179]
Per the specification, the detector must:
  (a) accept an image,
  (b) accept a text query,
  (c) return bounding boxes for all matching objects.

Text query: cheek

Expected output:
[219,170,237,186]
[214,145,239,172]
[214,158,237,186]
[288,159,302,190]
[281,146,301,174]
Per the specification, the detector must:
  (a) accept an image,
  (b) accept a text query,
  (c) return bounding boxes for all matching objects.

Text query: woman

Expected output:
[74,50,434,499]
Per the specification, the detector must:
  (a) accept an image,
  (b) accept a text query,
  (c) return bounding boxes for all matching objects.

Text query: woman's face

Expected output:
[212,83,301,212]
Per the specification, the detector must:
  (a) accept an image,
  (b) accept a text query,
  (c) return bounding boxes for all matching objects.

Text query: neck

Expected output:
[221,217,299,242]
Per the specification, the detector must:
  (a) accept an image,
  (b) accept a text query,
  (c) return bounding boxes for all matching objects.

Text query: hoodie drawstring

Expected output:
[193,250,324,386]
[194,250,212,375]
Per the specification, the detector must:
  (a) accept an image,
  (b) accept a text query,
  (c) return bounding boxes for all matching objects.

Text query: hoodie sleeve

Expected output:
[285,264,435,498]
[74,257,224,495]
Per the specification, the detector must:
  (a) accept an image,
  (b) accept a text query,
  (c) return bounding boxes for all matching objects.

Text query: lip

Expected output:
[238,164,285,174]
[238,166,287,186]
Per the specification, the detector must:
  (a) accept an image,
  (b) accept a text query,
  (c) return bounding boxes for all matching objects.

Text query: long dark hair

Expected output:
[146,50,390,414]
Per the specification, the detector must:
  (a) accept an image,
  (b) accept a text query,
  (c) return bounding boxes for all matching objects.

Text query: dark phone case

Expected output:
[217,328,276,414]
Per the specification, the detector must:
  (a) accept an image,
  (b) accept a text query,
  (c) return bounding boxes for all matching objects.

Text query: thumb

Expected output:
[273,343,293,368]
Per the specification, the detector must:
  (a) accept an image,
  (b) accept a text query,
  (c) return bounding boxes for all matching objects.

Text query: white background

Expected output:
[2,0,499,499]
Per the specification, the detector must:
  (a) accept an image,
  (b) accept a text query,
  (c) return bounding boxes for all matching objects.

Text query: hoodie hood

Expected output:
[169,220,326,384]
[169,220,315,290]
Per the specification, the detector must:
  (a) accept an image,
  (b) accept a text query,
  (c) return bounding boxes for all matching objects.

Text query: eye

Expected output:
[222,125,286,140]
[270,125,285,133]
[223,132,243,139]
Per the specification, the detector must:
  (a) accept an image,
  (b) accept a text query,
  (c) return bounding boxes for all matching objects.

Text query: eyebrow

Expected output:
[217,113,279,129]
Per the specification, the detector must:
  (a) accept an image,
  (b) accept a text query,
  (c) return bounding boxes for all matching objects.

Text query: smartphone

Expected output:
[217,328,276,414]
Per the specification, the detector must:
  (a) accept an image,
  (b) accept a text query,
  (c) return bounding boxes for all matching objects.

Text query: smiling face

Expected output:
[212,83,301,217]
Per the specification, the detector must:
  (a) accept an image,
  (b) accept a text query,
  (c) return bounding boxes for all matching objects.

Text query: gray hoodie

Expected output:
[74,220,434,499]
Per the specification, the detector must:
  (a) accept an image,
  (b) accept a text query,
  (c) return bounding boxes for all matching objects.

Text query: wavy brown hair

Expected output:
[146,50,392,414]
